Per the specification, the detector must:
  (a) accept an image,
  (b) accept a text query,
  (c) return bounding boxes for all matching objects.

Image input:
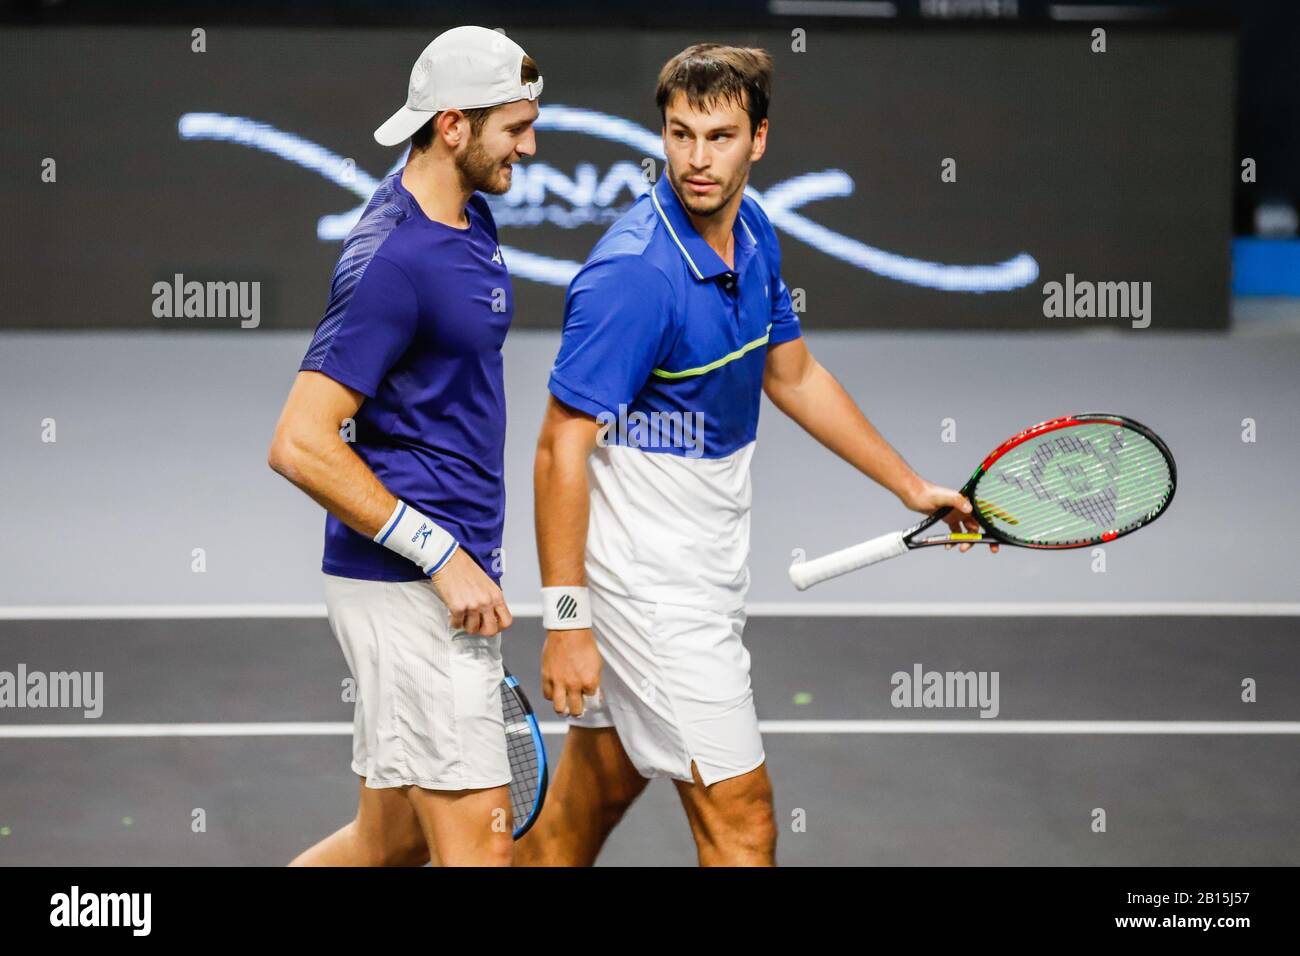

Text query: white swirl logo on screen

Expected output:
[177,107,1038,291]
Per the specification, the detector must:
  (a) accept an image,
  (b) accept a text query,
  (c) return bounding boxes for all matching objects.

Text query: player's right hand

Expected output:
[428,548,512,636]
[902,478,999,554]
[540,628,602,717]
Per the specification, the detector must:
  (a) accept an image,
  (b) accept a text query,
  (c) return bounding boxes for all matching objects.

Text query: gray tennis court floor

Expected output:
[1,611,1296,866]
[3,316,1298,864]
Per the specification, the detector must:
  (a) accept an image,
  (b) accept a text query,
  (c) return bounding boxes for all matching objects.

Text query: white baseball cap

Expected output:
[373,26,543,147]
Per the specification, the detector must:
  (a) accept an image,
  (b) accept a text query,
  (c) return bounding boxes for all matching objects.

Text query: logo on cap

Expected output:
[409,58,430,98]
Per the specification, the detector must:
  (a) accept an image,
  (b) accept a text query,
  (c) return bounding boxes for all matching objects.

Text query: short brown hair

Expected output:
[655,44,772,136]
[410,54,541,152]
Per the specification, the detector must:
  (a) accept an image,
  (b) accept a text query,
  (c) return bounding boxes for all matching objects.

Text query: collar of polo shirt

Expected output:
[650,174,759,283]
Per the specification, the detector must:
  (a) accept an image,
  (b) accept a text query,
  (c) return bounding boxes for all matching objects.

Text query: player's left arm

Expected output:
[762,339,992,548]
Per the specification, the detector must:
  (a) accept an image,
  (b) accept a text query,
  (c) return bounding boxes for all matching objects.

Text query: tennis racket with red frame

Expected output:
[789,413,1176,591]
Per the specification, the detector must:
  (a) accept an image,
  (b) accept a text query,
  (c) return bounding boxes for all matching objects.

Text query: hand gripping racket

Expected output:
[789,413,1176,591]
[501,668,549,839]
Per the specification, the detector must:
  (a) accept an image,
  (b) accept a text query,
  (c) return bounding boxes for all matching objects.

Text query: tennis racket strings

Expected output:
[974,420,1173,547]
[501,674,545,837]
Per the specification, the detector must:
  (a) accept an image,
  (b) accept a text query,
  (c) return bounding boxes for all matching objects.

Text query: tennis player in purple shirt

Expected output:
[268,26,542,867]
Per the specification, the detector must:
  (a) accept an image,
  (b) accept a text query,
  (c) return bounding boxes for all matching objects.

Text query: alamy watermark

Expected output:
[1042,273,1151,329]
[50,886,151,935]
[596,404,705,458]
[891,663,1000,718]
[152,273,260,328]
[0,664,103,718]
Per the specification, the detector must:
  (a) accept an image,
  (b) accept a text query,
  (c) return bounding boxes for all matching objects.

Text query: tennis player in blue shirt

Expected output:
[268,26,542,867]
[520,44,988,866]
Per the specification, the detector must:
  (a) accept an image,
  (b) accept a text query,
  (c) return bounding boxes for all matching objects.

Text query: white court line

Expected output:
[753,720,1300,735]
[0,722,355,738]
[750,603,1300,617]
[3,720,1298,739]
[2,602,1299,621]
[0,604,330,620]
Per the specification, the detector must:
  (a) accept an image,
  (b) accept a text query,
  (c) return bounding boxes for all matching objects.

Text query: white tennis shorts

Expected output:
[323,573,510,791]
[568,586,765,787]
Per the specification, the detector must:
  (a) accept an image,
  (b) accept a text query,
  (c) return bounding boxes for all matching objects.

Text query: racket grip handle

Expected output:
[789,530,908,591]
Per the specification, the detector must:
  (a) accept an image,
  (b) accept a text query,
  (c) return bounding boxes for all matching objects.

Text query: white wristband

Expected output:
[375,500,459,576]
[541,586,592,630]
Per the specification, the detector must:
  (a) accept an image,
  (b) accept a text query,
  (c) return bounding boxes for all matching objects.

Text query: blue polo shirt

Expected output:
[300,171,512,582]
[548,174,802,609]
[549,174,801,458]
